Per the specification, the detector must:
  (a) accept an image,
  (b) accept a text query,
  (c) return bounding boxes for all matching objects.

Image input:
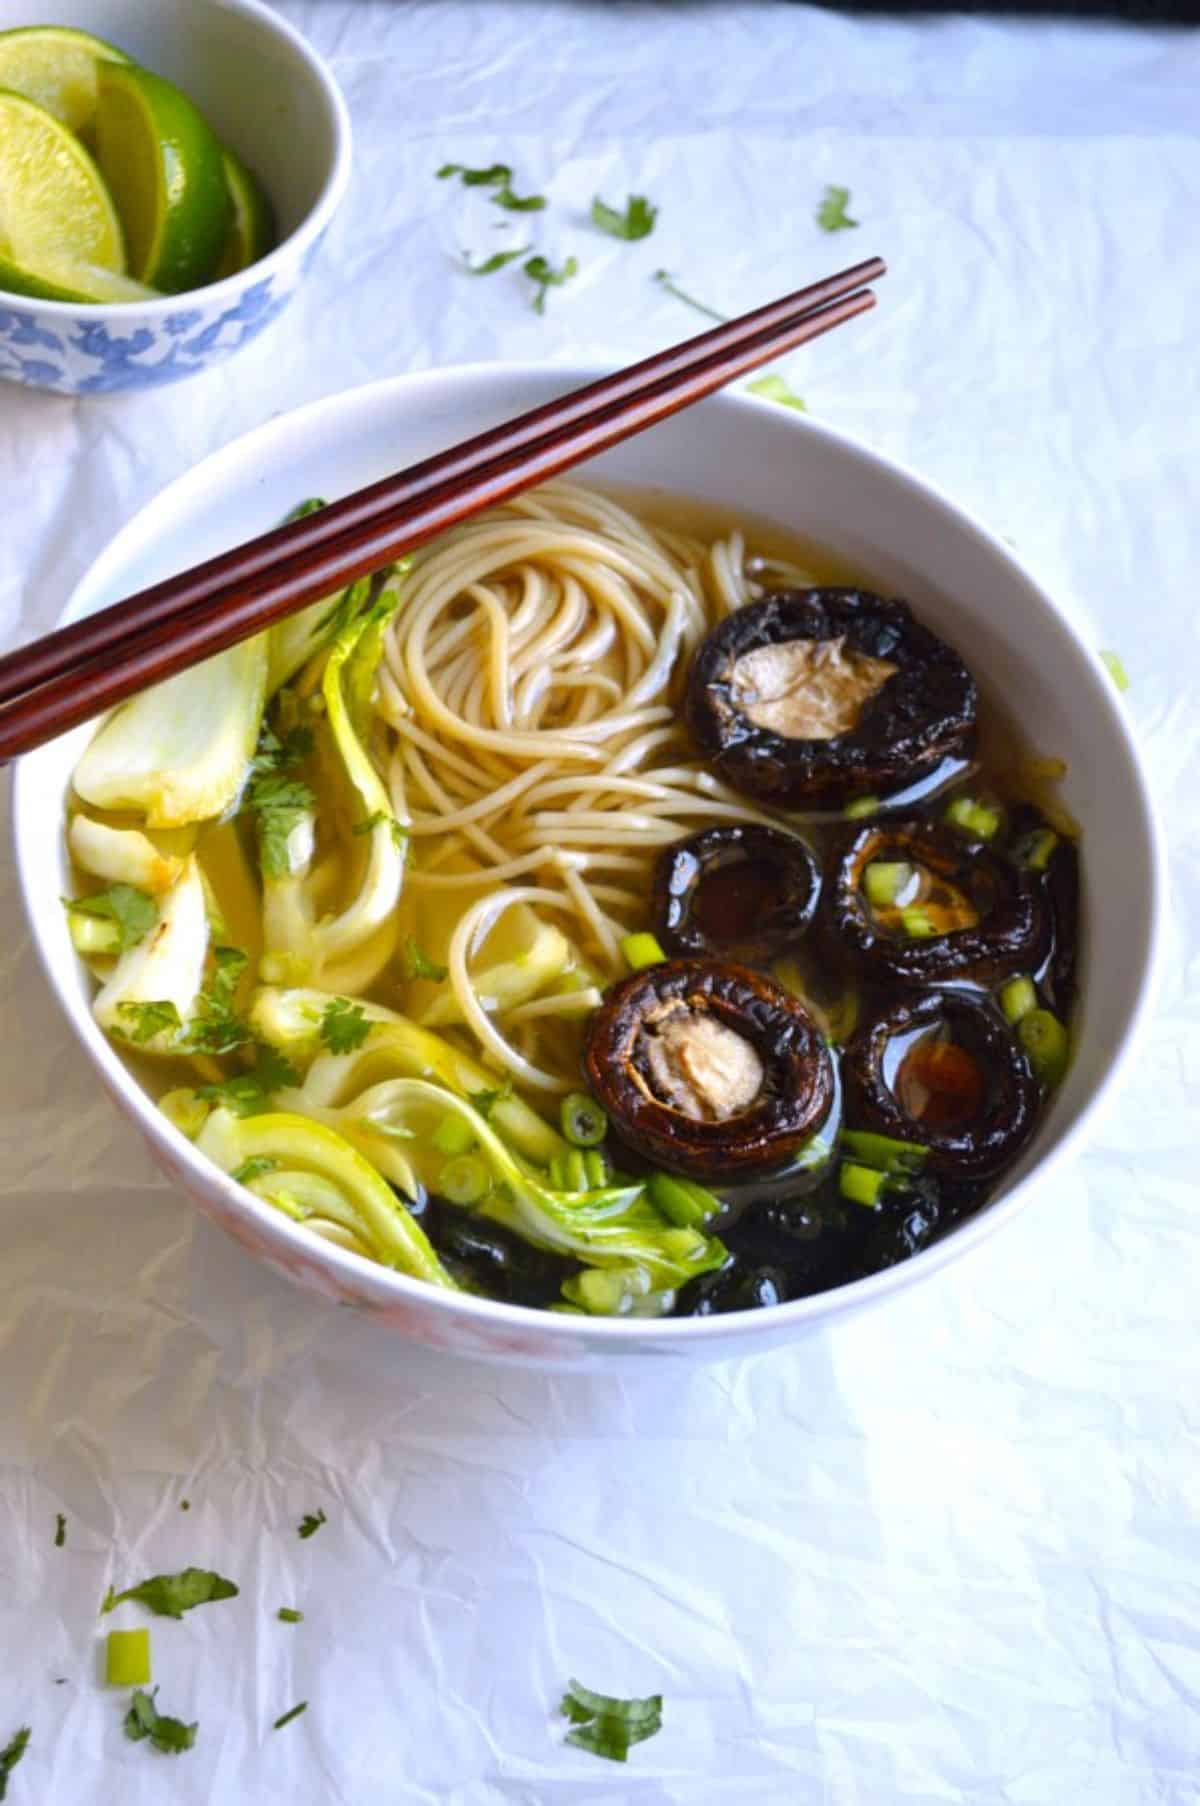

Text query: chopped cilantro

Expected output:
[116,1000,182,1045]
[817,184,858,232]
[591,194,657,241]
[54,1512,66,1548]
[231,1155,282,1186]
[249,724,314,778]
[401,939,448,983]
[63,884,157,952]
[277,1607,303,1624]
[102,1568,238,1620]
[559,1678,663,1763]
[651,269,726,322]
[273,1702,308,1731]
[319,998,373,1055]
[438,161,512,186]
[123,1688,197,1755]
[352,810,408,848]
[523,254,578,315]
[185,946,252,1056]
[0,1726,30,1800]
[297,1509,327,1540]
[467,1080,513,1119]
[180,1500,190,1511]
[197,1046,301,1119]
[746,373,807,412]
[243,772,316,881]
[462,245,530,275]
[491,182,545,212]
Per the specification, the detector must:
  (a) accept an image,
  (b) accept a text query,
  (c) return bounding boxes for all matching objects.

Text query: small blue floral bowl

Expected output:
[0,0,351,395]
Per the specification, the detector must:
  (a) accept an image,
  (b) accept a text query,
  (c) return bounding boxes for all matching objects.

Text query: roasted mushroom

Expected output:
[582,959,835,1181]
[843,992,1039,1178]
[831,820,1046,985]
[685,589,977,808]
[653,824,821,962]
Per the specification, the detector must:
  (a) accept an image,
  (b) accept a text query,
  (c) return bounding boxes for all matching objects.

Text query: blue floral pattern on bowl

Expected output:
[0,233,323,396]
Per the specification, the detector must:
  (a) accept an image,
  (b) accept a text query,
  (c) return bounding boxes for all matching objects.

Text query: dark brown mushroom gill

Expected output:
[685,588,977,808]
[843,991,1039,1178]
[582,959,834,1181]
[831,820,1047,985]
[653,824,821,962]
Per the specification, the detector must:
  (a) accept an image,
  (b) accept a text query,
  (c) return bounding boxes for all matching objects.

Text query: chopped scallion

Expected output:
[647,1171,721,1228]
[105,1629,151,1688]
[560,1091,607,1147]
[843,795,879,820]
[839,1162,887,1207]
[840,1129,929,1172]
[1013,828,1059,872]
[863,861,913,908]
[1018,1008,1070,1088]
[944,796,1002,840]
[438,1154,490,1205]
[620,931,666,971]
[582,1149,610,1189]
[432,1113,476,1158]
[1100,649,1130,691]
[998,975,1038,1026]
[277,1607,303,1625]
[900,905,937,939]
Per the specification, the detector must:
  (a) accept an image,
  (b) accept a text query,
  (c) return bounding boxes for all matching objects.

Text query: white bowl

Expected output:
[11,365,1165,1366]
[0,0,350,394]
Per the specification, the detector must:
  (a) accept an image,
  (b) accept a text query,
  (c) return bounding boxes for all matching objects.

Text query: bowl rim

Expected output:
[0,0,352,320]
[12,361,1168,1348]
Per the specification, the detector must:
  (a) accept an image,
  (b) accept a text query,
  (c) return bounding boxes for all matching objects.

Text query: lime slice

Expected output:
[0,88,125,270]
[94,62,230,294]
[0,24,130,135]
[213,147,277,279]
[0,248,158,304]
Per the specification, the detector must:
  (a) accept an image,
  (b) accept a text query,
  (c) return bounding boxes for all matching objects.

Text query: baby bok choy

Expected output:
[259,596,407,994]
[196,1106,456,1287]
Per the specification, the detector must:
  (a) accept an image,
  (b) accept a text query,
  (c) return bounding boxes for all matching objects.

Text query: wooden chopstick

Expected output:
[0,265,883,761]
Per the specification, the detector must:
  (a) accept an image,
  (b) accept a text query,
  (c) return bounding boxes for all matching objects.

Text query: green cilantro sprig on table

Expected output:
[297,1509,327,1540]
[54,1513,66,1548]
[0,1725,30,1800]
[462,246,530,276]
[124,1688,197,1756]
[101,1567,239,1620]
[652,269,726,322]
[591,194,657,241]
[523,254,578,314]
[817,183,858,231]
[438,161,546,210]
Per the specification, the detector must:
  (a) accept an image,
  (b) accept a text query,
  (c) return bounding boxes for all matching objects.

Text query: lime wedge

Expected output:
[0,248,158,304]
[94,62,230,294]
[0,24,130,135]
[213,147,276,279]
[0,88,125,270]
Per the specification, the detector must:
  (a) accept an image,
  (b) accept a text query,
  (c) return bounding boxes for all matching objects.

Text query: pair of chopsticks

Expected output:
[0,256,885,762]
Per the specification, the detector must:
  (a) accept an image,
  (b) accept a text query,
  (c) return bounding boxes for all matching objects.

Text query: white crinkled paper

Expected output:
[1,4,1198,1800]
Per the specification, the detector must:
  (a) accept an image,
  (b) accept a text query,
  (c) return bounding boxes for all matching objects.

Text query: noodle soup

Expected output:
[62,482,1078,1319]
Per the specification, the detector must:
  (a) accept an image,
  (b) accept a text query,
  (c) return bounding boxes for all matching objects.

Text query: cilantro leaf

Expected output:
[652,269,726,322]
[401,938,448,983]
[55,1512,66,1548]
[438,161,512,186]
[249,724,314,778]
[559,1679,663,1764]
[277,1607,303,1624]
[123,1688,198,1755]
[746,373,807,412]
[197,1046,301,1119]
[319,998,373,1055]
[103,1567,238,1620]
[492,184,545,212]
[352,809,408,848]
[467,1080,513,1119]
[817,184,858,232]
[116,1000,182,1045]
[243,771,316,881]
[591,194,657,241]
[297,1508,327,1540]
[185,946,252,1056]
[63,884,157,953]
[231,1155,281,1186]
[0,1726,30,1800]
[462,246,530,275]
[523,254,578,315]
[273,1701,308,1731]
